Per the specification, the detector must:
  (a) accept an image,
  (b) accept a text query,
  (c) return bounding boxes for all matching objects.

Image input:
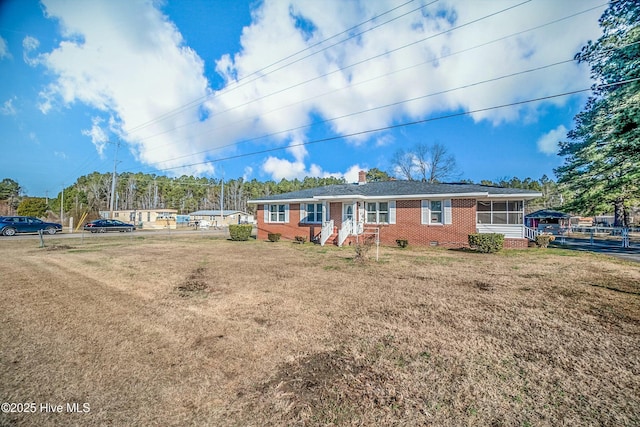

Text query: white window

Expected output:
[422,199,452,225]
[477,200,523,224]
[264,204,289,223]
[304,203,323,223]
[365,201,394,224]
[270,204,286,222]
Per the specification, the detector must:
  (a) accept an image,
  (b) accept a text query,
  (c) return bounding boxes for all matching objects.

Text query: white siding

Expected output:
[476,224,524,238]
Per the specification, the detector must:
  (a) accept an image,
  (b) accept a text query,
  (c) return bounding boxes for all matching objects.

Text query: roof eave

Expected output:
[484,192,542,200]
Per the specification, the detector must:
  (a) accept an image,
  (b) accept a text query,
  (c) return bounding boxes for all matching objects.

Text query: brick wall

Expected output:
[371,199,476,247]
[504,238,529,249]
[257,203,323,242]
[257,200,529,249]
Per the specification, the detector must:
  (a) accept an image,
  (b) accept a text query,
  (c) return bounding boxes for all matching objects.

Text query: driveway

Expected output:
[551,236,640,263]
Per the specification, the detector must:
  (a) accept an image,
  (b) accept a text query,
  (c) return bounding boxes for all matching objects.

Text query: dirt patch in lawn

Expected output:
[0,237,638,426]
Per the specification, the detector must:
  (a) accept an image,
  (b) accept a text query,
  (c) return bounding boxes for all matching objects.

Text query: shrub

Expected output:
[267,232,281,242]
[396,238,408,248]
[468,233,504,253]
[229,224,252,241]
[354,235,376,263]
[535,234,556,248]
[294,235,307,244]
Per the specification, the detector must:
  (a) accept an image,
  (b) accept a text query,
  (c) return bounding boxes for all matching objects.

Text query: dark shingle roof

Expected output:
[525,209,571,219]
[249,181,541,202]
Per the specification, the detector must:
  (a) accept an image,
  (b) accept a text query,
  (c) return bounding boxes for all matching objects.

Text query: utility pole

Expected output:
[60,186,64,230]
[109,141,120,219]
[220,167,224,226]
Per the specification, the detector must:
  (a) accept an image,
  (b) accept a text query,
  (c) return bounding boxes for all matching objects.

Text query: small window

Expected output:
[422,199,446,224]
[270,204,287,223]
[366,203,377,223]
[378,202,389,224]
[430,200,442,224]
[305,203,323,223]
[365,202,390,224]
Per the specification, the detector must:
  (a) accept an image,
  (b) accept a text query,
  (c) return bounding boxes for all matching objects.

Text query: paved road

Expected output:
[551,236,640,263]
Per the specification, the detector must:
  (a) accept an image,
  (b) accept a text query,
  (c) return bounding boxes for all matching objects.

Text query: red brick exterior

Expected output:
[257,199,530,249]
[376,199,476,247]
[503,238,529,249]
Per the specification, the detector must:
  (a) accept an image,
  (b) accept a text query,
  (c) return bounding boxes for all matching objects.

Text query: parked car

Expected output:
[0,216,62,236]
[84,219,136,233]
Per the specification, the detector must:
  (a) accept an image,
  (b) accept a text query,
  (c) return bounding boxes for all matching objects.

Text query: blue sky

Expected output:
[0,0,606,197]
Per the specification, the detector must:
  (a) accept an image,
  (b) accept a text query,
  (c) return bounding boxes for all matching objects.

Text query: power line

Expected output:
[142,77,640,173]
[130,0,543,153]
[124,0,432,134]
[135,57,577,168]
[138,34,637,169]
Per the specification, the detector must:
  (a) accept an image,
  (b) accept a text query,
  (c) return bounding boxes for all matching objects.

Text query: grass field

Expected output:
[1,235,639,426]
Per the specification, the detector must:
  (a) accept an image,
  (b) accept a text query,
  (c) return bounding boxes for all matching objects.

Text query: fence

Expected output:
[543,226,638,249]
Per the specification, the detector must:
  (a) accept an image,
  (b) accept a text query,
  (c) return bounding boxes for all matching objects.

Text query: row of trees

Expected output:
[44,173,348,219]
[1,171,566,220]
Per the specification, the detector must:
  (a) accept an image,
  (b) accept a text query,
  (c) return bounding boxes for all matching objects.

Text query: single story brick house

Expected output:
[248,171,542,248]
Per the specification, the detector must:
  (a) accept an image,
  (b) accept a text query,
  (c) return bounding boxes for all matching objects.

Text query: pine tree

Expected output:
[555,0,639,226]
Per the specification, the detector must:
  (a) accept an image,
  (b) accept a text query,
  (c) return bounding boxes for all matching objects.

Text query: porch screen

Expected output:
[477,201,523,224]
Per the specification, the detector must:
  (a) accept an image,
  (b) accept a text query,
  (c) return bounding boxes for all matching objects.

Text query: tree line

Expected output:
[1,171,566,219]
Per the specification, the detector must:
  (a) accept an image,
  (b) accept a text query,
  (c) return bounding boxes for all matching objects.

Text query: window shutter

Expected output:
[444,199,452,224]
[263,204,269,223]
[421,200,429,224]
[389,200,396,224]
[300,204,306,223]
[284,204,290,223]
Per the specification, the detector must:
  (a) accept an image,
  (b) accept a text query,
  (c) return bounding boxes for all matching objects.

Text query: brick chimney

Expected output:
[358,170,367,185]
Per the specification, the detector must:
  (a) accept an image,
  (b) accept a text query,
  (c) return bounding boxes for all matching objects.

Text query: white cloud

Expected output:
[0,97,16,115]
[262,152,362,182]
[537,125,567,155]
[37,0,215,176]
[211,0,604,141]
[33,0,604,178]
[342,164,364,183]
[262,156,307,180]
[0,36,10,60]
[81,116,109,156]
[22,36,40,66]
[242,166,253,181]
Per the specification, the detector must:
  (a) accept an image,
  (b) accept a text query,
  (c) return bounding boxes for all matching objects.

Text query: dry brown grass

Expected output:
[0,235,639,426]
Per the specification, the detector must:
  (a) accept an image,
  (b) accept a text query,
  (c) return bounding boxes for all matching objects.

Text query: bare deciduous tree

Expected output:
[390,149,416,181]
[391,142,459,182]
